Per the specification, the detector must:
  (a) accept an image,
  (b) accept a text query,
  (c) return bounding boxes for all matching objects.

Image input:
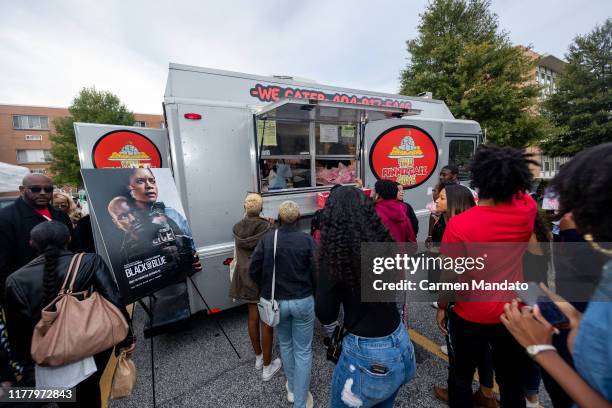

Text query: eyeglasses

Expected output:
[27,186,54,194]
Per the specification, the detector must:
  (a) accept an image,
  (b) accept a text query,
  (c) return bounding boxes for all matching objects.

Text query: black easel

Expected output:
[137,297,157,408]
[136,280,241,408]
[187,275,241,359]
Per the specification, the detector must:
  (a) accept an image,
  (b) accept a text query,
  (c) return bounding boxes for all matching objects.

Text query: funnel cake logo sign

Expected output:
[92,130,162,169]
[369,126,438,189]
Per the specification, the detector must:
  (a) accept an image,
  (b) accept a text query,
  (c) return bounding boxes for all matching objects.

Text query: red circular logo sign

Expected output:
[369,125,438,189]
[92,130,162,168]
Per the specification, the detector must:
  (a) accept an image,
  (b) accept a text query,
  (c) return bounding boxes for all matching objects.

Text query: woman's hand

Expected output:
[500,299,555,348]
[192,253,202,272]
[120,342,136,357]
[436,307,448,336]
[538,283,582,329]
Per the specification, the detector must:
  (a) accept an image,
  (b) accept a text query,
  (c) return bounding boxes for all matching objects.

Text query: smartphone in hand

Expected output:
[517,282,570,328]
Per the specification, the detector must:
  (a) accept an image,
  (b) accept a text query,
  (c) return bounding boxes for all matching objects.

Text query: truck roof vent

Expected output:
[417,91,433,99]
[271,75,318,84]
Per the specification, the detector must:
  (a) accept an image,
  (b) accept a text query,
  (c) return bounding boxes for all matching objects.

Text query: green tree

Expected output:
[400,0,549,148]
[49,87,135,185]
[541,19,612,156]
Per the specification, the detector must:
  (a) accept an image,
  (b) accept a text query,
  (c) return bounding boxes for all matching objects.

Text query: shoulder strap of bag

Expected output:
[271,229,278,302]
[61,253,85,294]
[59,254,79,295]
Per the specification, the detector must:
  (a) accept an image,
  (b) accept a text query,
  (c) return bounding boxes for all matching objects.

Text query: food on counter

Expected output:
[316,162,356,185]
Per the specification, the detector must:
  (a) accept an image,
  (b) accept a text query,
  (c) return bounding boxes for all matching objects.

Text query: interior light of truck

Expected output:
[184,113,202,120]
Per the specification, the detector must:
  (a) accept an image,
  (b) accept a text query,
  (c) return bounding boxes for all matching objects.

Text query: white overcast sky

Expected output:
[1,0,609,114]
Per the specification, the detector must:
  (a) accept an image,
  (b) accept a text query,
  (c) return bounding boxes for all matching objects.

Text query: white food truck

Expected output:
[76,63,482,314]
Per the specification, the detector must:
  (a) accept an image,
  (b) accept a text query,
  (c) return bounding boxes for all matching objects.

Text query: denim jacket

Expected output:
[572,259,612,402]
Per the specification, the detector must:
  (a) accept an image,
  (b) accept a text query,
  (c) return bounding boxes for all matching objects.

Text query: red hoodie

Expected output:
[375,199,416,242]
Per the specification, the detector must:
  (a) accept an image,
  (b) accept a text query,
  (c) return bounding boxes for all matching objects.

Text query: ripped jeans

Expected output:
[330,322,416,408]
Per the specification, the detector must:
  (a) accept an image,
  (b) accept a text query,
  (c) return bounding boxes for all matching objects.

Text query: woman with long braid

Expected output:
[4,221,134,407]
[315,186,416,408]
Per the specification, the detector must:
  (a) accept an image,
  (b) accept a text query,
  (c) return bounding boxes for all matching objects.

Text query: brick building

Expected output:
[0,104,163,174]
[522,49,569,180]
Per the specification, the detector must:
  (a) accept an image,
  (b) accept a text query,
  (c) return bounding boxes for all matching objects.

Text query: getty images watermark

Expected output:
[371,252,529,291]
[360,242,608,303]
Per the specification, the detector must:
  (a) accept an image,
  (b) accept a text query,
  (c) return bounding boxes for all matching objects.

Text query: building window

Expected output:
[544,161,550,172]
[16,149,51,164]
[25,135,43,141]
[12,115,49,130]
[133,121,146,127]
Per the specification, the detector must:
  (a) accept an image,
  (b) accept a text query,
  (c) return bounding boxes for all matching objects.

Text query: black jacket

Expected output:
[249,225,316,300]
[74,214,96,253]
[405,202,419,236]
[0,197,73,304]
[4,251,134,369]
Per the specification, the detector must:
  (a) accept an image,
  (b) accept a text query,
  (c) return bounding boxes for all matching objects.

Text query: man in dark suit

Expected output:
[0,173,72,385]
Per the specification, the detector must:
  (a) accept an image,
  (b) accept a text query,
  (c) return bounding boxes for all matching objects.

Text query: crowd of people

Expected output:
[0,173,135,407]
[231,143,612,408]
[0,142,609,408]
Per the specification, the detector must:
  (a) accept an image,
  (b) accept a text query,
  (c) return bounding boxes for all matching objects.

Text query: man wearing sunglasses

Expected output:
[0,174,73,301]
[0,174,73,386]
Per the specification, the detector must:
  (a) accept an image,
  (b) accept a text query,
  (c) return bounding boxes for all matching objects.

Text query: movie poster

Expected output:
[82,168,195,304]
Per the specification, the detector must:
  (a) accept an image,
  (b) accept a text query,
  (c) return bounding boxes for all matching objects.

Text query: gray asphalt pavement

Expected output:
[110,302,551,407]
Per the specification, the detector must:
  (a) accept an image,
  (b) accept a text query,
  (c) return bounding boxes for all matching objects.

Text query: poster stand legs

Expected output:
[187,275,242,359]
[134,280,240,408]
[137,297,157,408]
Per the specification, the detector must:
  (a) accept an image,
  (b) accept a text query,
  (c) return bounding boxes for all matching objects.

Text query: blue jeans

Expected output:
[277,296,315,408]
[330,322,416,408]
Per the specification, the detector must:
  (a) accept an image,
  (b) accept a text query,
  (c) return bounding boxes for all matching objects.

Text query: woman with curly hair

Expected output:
[431,184,497,407]
[315,186,416,408]
[439,144,538,407]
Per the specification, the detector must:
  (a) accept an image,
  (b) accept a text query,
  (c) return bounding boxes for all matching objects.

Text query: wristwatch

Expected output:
[526,344,556,358]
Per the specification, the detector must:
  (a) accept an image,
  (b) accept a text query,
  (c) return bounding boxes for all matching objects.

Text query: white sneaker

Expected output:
[286,383,313,408]
[255,354,263,370]
[440,345,448,355]
[262,358,282,382]
[306,391,314,408]
[286,381,294,403]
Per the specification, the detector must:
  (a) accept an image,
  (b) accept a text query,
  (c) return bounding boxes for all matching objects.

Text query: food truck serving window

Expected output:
[255,98,416,194]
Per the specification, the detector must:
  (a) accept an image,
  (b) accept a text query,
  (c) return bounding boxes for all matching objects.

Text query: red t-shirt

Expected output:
[440,192,536,324]
[34,206,52,220]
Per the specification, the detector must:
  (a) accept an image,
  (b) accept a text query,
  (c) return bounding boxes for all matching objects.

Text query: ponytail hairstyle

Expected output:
[30,221,71,306]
